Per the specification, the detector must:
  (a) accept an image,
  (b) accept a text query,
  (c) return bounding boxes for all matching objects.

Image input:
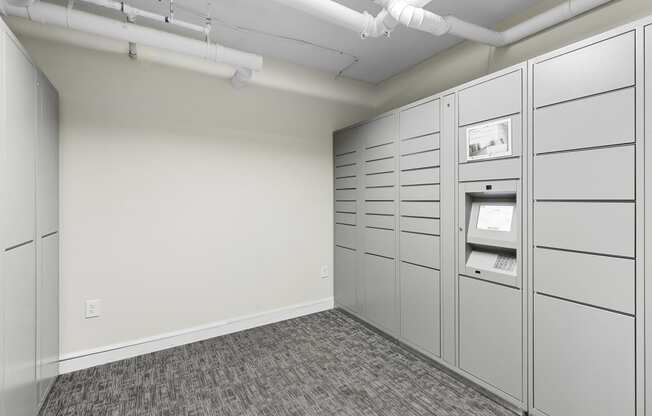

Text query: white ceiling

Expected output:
[70,0,541,83]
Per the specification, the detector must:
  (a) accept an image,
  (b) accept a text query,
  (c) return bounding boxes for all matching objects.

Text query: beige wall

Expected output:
[18,37,372,356]
[376,0,652,111]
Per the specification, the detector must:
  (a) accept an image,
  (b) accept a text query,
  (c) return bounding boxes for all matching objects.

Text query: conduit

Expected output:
[80,0,208,34]
[271,0,614,47]
[269,0,431,38]
[378,0,614,46]
[1,0,262,85]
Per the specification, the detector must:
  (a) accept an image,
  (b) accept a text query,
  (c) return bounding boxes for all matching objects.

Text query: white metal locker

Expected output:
[37,234,59,402]
[37,75,59,237]
[3,243,37,416]
[3,34,36,250]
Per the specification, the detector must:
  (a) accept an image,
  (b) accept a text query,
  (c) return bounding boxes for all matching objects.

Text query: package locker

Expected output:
[398,100,442,356]
[1,25,61,416]
[455,67,527,409]
[530,29,638,416]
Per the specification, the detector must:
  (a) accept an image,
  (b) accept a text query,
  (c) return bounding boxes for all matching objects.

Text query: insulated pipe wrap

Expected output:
[384,0,448,36]
[3,1,263,71]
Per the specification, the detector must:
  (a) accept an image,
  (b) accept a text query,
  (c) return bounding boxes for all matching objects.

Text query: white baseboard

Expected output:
[58,297,334,374]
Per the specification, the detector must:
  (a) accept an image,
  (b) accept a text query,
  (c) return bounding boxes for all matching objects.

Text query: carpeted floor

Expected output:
[40,309,516,416]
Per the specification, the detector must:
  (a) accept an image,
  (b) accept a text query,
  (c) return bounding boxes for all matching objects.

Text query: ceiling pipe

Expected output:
[268,0,430,38]
[4,0,34,6]
[80,0,208,35]
[270,0,613,47]
[1,0,262,84]
[376,0,614,46]
[269,0,390,37]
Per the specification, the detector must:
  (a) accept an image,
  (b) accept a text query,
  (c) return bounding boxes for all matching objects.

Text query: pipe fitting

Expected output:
[361,10,393,38]
[384,0,449,36]
[231,67,253,88]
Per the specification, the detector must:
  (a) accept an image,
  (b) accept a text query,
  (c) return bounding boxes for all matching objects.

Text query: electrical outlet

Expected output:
[320,265,329,279]
[85,299,101,319]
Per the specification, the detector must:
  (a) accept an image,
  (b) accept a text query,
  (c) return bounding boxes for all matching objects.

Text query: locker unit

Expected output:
[398,100,442,356]
[333,98,450,359]
[0,21,60,416]
[334,14,652,416]
[362,114,399,335]
[455,66,527,408]
[529,28,640,416]
[333,125,363,313]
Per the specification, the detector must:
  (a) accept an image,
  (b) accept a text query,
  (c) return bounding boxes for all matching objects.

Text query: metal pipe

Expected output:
[2,0,262,78]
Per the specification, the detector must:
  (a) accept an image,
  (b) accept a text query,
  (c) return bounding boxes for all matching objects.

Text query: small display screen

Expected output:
[466,118,512,161]
[477,205,514,232]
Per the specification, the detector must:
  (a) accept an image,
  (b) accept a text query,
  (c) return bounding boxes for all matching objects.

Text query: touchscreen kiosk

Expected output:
[459,180,520,286]
[466,201,517,276]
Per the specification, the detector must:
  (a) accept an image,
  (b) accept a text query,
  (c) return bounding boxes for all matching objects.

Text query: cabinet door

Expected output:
[400,262,440,356]
[534,295,634,416]
[334,246,358,311]
[3,243,37,416]
[645,24,652,416]
[364,254,397,334]
[37,75,59,238]
[37,234,59,401]
[459,277,522,400]
[3,35,36,249]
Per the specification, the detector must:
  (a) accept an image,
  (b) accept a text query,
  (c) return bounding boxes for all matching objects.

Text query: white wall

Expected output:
[18,36,373,358]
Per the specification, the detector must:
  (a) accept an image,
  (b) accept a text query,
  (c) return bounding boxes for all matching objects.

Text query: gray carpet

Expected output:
[40,309,515,416]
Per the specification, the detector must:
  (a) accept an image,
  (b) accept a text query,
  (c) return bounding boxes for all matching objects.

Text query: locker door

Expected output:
[37,75,59,238]
[3,243,37,416]
[0,31,4,416]
[3,33,36,250]
[645,24,652,416]
[36,75,60,402]
[37,234,59,401]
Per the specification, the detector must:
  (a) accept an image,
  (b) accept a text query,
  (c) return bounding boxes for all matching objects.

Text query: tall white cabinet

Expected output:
[0,19,60,416]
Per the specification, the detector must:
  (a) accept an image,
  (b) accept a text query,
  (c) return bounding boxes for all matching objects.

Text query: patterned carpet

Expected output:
[40,309,515,416]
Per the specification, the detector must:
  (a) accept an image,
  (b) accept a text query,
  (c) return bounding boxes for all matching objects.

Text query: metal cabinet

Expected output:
[534,145,635,200]
[533,31,635,108]
[334,246,358,311]
[534,87,635,154]
[534,247,634,314]
[364,254,397,333]
[534,295,635,416]
[459,277,522,400]
[1,23,60,416]
[35,74,60,404]
[334,113,400,333]
[455,65,527,411]
[458,70,521,126]
[334,125,363,313]
[646,23,652,416]
[37,234,59,401]
[333,16,652,416]
[37,75,60,237]
[3,31,37,250]
[400,262,440,355]
[399,100,439,140]
[530,24,640,416]
[534,201,635,257]
[3,243,37,416]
